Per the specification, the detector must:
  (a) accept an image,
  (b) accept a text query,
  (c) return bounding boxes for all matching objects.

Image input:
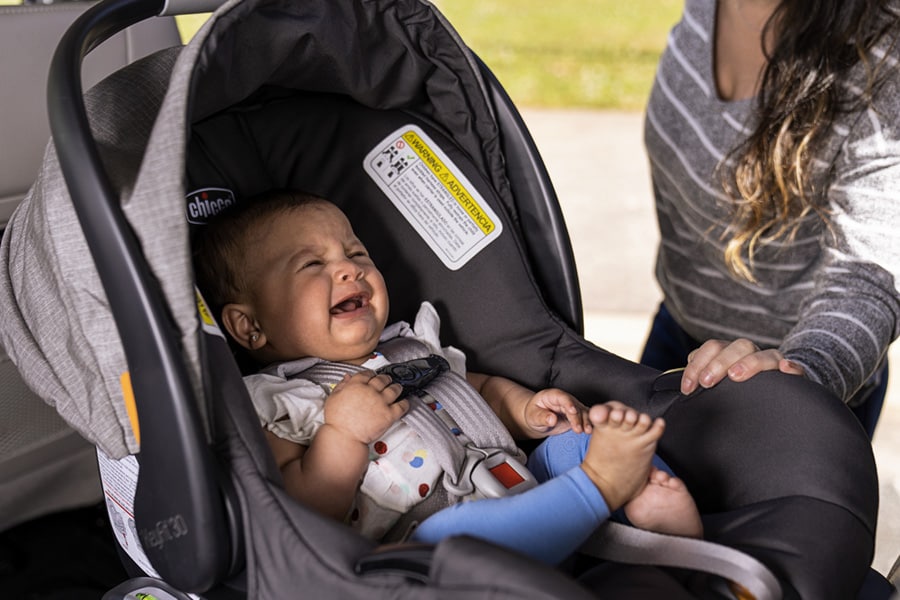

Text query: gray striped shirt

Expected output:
[644,0,900,401]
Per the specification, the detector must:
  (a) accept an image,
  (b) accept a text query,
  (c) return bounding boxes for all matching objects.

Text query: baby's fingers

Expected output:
[331,372,353,393]
[390,398,410,419]
[560,406,591,433]
[366,372,403,400]
[580,406,593,433]
[537,389,580,412]
[543,411,560,429]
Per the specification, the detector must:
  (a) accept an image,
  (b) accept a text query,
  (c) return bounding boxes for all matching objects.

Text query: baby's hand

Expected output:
[681,338,805,395]
[523,389,592,437]
[325,371,409,444]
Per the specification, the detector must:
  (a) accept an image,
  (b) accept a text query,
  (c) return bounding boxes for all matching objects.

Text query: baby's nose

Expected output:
[336,260,363,281]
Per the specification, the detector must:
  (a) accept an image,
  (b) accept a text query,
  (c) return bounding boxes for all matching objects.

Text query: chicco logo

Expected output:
[185,187,236,224]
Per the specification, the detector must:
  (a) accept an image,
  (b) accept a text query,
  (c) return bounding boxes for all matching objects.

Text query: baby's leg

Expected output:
[411,465,609,565]
[624,466,703,538]
[580,401,665,512]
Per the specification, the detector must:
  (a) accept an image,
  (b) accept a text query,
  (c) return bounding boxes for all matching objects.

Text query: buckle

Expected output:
[377,355,450,400]
[443,445,538,499]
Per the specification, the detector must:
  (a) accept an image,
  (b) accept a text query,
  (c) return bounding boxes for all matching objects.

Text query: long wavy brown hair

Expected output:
[721,0,900,280]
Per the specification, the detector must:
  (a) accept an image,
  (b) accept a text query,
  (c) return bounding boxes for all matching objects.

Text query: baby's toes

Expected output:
[633,411,654,431]
[648,466,670,485]
[665,475,688,492]
[589,404,612,426]
[619,408,640,429]
[607,406,628,427]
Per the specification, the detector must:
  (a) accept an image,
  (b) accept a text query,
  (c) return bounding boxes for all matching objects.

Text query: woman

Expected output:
[641,0,900,437]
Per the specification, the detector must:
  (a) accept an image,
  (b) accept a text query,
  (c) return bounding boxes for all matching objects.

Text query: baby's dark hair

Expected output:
[192,189,327,316]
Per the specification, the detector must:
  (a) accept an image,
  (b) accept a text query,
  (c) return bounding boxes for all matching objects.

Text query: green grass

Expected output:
[434,0,682,110]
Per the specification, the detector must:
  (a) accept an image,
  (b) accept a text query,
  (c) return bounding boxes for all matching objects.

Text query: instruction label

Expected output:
[97,450,159,578]
[97,450,201,600]
[364,125,503,270]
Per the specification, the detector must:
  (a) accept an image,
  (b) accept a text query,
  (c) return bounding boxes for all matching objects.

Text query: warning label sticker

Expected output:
[96,450,159,578]
[363,125,503,270]
[96,450,201,599]
[195,288,224,339]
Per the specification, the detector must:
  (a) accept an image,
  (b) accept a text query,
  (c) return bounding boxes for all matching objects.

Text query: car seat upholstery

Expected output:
[0,0,182,532]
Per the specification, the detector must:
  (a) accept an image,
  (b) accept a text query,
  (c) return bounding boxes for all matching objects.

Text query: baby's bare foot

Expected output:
[580,401,665,511]
[625,467,703,538]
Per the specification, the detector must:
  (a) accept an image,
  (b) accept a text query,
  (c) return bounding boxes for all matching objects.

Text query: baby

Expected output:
[192,189,702,564]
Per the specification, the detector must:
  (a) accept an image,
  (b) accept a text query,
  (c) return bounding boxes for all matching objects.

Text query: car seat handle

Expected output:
[46,0,236,592]
[159,0,226,16]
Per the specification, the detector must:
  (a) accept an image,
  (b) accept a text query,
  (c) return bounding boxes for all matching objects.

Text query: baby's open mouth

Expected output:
[331,293,370,315]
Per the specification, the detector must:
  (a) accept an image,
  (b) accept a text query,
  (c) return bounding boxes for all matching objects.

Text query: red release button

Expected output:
[489,461,526,489]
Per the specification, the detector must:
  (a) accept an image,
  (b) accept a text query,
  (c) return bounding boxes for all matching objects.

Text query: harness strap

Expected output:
[295,336,523,495]
[297,359,469,488]
[426,373,523,460]
[580,522,782,600]
[375,337,522,462]
[405,395,471,490]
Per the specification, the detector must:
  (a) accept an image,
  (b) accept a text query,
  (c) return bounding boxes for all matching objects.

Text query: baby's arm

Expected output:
[269,371,408,521]
[680,338,805,395]
[467,372,590,440]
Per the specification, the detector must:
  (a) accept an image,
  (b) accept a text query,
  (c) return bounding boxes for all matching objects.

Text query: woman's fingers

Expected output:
[682,338,784,394]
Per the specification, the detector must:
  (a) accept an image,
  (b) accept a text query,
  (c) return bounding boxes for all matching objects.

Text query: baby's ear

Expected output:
[221,303,264,351]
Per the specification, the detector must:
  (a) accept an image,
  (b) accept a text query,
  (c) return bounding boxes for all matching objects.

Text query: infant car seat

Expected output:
[0,0,890,598]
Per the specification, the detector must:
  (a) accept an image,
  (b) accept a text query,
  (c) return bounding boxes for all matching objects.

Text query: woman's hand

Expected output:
[680,338,805,395]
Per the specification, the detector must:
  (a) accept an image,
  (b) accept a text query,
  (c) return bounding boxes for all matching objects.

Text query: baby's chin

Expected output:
[259,340,377,366]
